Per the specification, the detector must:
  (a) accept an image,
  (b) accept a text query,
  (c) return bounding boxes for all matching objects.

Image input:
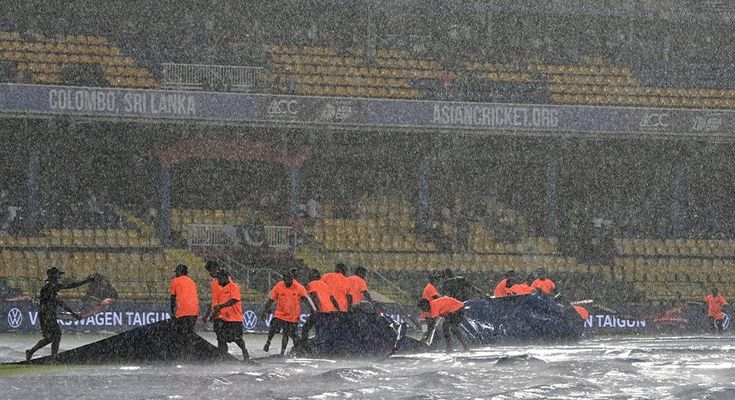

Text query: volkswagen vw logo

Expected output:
[7,308,22,329]
[243,310,258,330]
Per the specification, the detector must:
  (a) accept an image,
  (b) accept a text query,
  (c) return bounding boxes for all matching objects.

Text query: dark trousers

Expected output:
[443,309,469,352]
[266,317,298,355]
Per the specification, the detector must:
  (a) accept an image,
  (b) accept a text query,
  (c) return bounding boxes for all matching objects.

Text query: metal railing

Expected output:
[186,224,293,249]
[264,226,293,250]
[186,224,235,247]
[161,63,262,92]
[207,251,280,297]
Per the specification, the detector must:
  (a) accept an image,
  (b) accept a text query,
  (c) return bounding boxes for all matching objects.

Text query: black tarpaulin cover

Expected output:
[396,294,584,353]
[16,320,236,365]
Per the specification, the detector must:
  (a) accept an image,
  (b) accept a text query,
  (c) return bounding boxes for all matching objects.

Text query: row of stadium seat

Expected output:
[0,249,221,301]
[315,226,557,255]
[466,60,638,87]
[0,229,160,249]
[470,71,636,86]
[287,73,411,88]
[15,63,156,88]
[551,93,735,108]
[170,208,255,233]
[0,39,119,56]
[547,74,638,86]
[615,238,735,258]
[268,44,414,61]
[277,63,441,80]
[273,53,442,70]
[269,41,732,110]
[355,197,412,217]
[294,84,421,99]
[1,51,133,66]
[469,231,558,255]
[466,61,632,77]
[268,44,434,100]
[298,244,586,276]
[316,230,437,252]
[638,283,724,302]
[0,30,154,89]
[108,76,156,89]
[267,44,338,57]
[609,256,735,301]
[551,84,735,99]
[615,256,735,280]
[311,195,548,255]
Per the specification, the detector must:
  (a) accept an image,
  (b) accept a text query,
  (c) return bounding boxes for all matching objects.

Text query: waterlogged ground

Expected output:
[1,333,735,399]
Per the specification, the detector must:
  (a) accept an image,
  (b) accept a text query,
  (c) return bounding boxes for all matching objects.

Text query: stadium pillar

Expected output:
[545,160,558,237]
[288,166,300,218]
[25,148,40,229]
[672,164,686,237]
[417,160,430,233]
[158,163,171,247]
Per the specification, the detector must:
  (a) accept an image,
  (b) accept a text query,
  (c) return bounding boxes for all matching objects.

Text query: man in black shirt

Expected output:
[25,267,93,361]
[440,268,478,302]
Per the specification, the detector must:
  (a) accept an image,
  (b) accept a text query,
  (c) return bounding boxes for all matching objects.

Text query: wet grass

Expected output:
[0,363,91,376]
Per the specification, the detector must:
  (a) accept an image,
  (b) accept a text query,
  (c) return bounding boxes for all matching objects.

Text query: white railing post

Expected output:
[186,224,292,249]
[161,63,263,92]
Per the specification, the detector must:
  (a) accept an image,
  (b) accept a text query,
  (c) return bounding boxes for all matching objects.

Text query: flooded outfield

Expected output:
[2,333,735,400]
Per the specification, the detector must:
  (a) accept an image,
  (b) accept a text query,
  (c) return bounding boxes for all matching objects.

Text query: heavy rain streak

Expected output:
[1,1,735,399]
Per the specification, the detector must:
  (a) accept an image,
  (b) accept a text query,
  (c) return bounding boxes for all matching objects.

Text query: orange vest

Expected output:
[321,272,350,311]
[169,275,199,318]
[212,280,243,322]
[347,275,368,304]
[420,283,440,319]
[705,294,728,320]
[209,277,231,312]
[494,279,510,297]
[307,279,337,312]
[573,305,590,320]
[269,280,308,323]
[509,283,534,296]
[531,278,556,295]
[429,296,464,318]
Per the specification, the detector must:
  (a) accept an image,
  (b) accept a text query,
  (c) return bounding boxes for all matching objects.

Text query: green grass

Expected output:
[0,363,91,376]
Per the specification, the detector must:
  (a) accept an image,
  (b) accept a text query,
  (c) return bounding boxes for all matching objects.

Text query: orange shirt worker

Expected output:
[531,268,556,295]
[301,269,338,343]
[203,269,249,360]
[347,266,371,306]
[321,263,351,311]
[418,296,470,353]
[705,288,728,333]
[169,264,200,336]
[493,270,516,297]
[420,271,441,319]
[306,269,338,313]
[261,272,315,355]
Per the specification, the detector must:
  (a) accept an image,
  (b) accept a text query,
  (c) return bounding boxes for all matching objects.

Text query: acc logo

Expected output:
[7,308,22,328]
[267,99,298,116]
[243,310,258,330]
[320,103,354,121]
[320,104,336,120]
[691,114,722,132]
[640,113,669,129]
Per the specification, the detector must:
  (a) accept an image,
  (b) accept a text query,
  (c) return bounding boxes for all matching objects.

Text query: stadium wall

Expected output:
[1,84,734,138]
[0,301,723,335]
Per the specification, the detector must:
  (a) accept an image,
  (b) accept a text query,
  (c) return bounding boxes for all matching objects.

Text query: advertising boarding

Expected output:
[1,84,735,137]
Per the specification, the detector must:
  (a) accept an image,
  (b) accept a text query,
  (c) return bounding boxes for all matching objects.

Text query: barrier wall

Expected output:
[1,84,733,137]
[0,300,723,335]
[0,301,414,334]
